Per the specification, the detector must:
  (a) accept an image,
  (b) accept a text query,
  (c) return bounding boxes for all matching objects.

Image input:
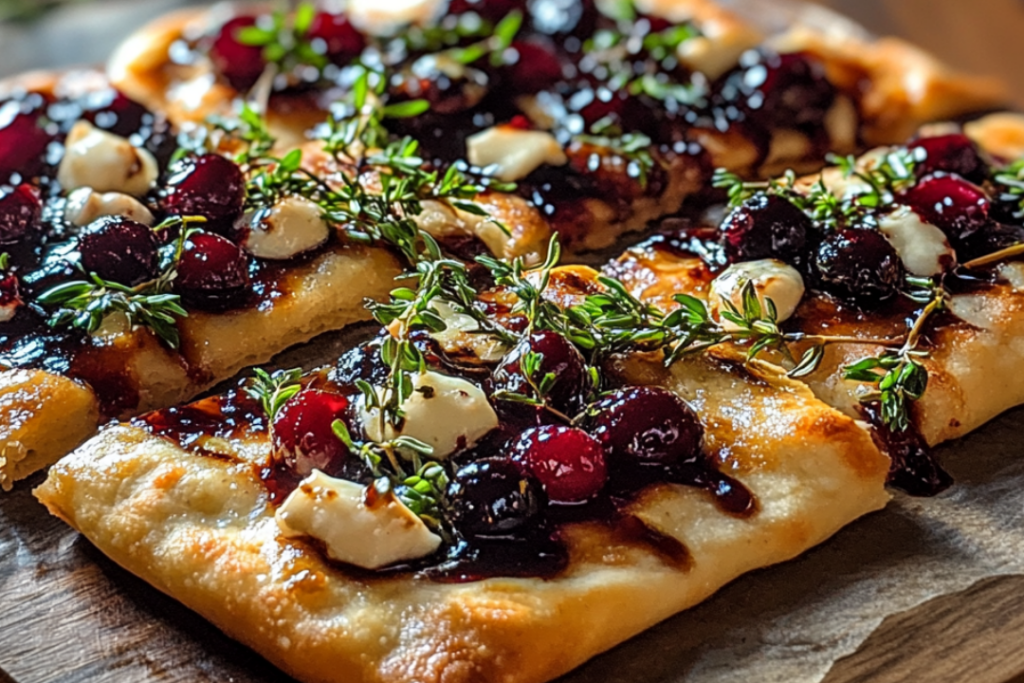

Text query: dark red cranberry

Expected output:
[397,56,489,115]
[174,231,250,309]
[308,12,365,66]
[448,457,545,538]
[0,184,40,244]
[163,154,247,233]
[720,193,811,264]
[79,89,149,138]
[583,386,704,473]
[0,272,21,313]
[527,0,597,38]
[492,330,589,415]
[506,40,565,93]
[209,16,267,92]
[909,134,987,184]
[79,216,159,286]
[0,100,53,180]
[714,51,836,130]
[900,174,990,246]
[572,87,656,134]
[273,389,351,477]
[510,425,607,503]
[448,0,525,22]
[956,221,1024,263]
[815,228,903,304]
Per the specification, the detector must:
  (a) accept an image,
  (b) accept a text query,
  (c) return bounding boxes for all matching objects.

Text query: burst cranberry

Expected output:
[0,184,40,244]
[510,425,606,503]
[0,100,52,180]
[720,193,811,264]
[174,231,250,309]
[909,134,987,184]
[448,0,525,22]
[507,40,565,93]
[448,457,545,537]
[210,16,267,91]
[715,51,835,130]
[273,389,351,477]
[583,386,704,473]
[163,154,247,233]
[308,12,365,66]
[815,228,903,303]
[900,174,990,246]
[79,217,159,286]
[492,330,589,415]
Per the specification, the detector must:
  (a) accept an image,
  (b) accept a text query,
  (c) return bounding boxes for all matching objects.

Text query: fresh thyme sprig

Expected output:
[477,236,564,334]
[36,216,203,348]
[992,158,1024,221]
[332,419,451,536]
[246,368,304,423]
[843,276,948,431]
[490,349,576,423]
[236,2,327,72]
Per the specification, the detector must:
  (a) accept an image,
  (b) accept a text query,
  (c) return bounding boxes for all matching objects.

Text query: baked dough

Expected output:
[607,112,1024,447]
[35,352,889,683]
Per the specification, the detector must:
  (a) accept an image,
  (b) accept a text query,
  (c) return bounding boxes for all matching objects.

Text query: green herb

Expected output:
[0,253,10,271]
[236,2,328,73]
[842,277,947,431]
[36,216,203,348]
[477,236,564,333]
[992,158,1024,221]
[491,349,574,422]
[245,368,303,423]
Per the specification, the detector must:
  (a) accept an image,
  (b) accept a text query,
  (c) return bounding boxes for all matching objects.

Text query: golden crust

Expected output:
[0,243,402,487]
[36,351,888,683]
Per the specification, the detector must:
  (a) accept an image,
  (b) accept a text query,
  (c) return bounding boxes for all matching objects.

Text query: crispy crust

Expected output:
[35,352,888,683]
[0,243,402,489]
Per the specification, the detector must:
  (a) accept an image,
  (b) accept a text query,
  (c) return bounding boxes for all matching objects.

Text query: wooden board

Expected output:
[2,324,1024,683]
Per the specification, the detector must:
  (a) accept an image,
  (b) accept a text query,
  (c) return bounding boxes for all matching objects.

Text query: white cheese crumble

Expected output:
[467,126,568,182]
[878,206,956,276]
[275,470,441,570]
[360,370,498,459]
[428,300,510,363]
[242,195,330,260]
[64,187,155,228]
[57,120,158,197]
[709,259,805,326]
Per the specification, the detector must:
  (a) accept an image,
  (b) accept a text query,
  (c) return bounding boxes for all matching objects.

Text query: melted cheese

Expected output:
[428,301,510,363]
[64,187,155,228]
[878,206,955,276]
[709,259,805,325]
[276,470,441,570]
[467,126,567,182]
[360,370,498,459]
[242,196,330,260]
[57,121,158,197]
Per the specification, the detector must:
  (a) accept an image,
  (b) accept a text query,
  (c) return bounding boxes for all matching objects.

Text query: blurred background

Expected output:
[0,0,1023,99]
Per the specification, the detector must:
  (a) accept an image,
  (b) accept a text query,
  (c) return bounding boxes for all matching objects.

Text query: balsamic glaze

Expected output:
[861,402,953,497]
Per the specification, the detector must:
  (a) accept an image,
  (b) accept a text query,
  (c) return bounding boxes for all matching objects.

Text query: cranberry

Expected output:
[273,389,351,477]
[448,0,525,22]
[900,174,990,246]
[0,100,53,181]
[720,193,811,264]
[448,457,545,537]
[79,216,159,286]
[714,51,835,131]
[572,87,655,133]
[492,330,589,416]
[956,221,1024,263]
[0,184,40,244]
[583,386,704,472]
[397,56,489,115]
[506,40,565,93]
[527,0,597,38]
[79,89,149,138]
[174,231,250,309]
[815,228,903,303]
[510,425,606,503]
[308,12,365,66]
[0,272,20,312]
[909,134,987,184]
[163,154,247,234]
[209,16,267,92]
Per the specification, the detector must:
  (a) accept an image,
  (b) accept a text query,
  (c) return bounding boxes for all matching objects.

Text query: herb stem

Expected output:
[961,242,1024,270]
